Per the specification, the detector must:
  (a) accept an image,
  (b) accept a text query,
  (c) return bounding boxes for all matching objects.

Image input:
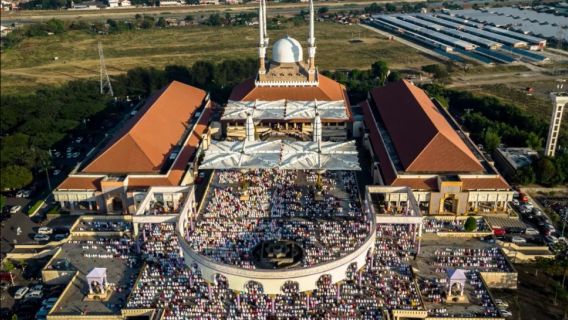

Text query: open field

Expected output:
[0,22,438,94]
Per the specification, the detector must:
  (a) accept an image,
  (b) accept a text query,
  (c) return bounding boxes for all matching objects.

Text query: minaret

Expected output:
[246,112,255,143]
[313,110,322,143]
[258,1,266,76]
[307,0,317,82]
[263,0,269,47]
[545,85,567,157]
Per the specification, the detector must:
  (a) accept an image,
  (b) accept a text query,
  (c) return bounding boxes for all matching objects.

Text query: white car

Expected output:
[53,169,61,176]
[545,235,559,244]
[511,236,527,244]
[9,205,22,214]
[14,286,29,299]
[34,234,50,242]
[500,310,513,317]
[53,151,61,158]
[75,137,84,143]
[525,228,540,235]
[25,291,43,299]
[72,152,80,158]
[512,199,519,206]
[38,227,53,235]
[29,284,43,294]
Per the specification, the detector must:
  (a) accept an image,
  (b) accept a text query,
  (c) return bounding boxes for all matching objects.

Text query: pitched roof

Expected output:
[229,74,349,102]
[369,80,484,173]
[83,81,207,174]
[391,177,438,190]
[461,176,510,190]
[57,177,103,190]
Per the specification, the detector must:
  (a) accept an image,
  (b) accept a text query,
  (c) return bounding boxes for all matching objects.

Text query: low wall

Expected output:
[42,269,75,285]
[480,271,518,289]
[436,231,493,238]
[177,209,376,294]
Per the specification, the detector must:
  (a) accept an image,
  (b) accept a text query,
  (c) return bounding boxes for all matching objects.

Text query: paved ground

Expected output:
[49,236,141,316]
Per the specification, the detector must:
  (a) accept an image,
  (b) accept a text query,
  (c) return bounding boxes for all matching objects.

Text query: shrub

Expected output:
[464,217,477,232]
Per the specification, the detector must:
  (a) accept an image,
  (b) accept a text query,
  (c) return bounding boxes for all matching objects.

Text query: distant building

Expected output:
[362,80,513,215]
[493,147,538,180]
[159,0,183,5]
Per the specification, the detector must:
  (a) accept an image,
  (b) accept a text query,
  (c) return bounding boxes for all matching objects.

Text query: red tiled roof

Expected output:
[57,177,103,190]
[229,74,349,102]
[369,80,484,173]
[83,81,207,174]
[391,177,438,190]
[361,100,397,184]
[461,176,510,190]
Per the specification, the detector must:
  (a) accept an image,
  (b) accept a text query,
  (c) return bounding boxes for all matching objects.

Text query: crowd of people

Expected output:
[185,169,370,269]
[124,221,430,319]
[433,247,513,272]
[419,271,500,318]
[75,220,132,232]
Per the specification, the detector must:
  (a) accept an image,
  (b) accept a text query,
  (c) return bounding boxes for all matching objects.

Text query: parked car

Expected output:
[494,299,509,308]
[53,151,61,158]
[16,190,30,198]
[33,234,50,242]
[42,297,58,309]
[14,286,29,300]
[524,227,540,235]
[9,205,22,214]
[512,199,519,206]
[38,227,53,235]
[54,233,67,241]
[75,137,84,143]
[493,228,506,236]
[25,291,43,299]
[53,169,61,176]
[511,236,527,244]
[500,309,513,317]
[35,306,49,320]
[545,235,559,244]
[29,284,43,294]
[72,152,80,158]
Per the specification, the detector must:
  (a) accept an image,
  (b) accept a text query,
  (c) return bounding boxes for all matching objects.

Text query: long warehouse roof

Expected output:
[377,16,476,49]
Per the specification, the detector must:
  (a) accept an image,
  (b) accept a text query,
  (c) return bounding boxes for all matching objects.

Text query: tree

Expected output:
[156,17,167,28]
[526,132,543,150]
[184,15,194,22]
[0,165,33,190]
[535,157,561,186]
[483,128,501,152]
[513,165,536,185]
[318,6,329,14]
[371,60,389,86]
[464,217,477,232]
[385,3,396,12]
[387,70,401,83]
[2,260,15,272]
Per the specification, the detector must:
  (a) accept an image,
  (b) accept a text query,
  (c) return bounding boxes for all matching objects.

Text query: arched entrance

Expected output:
[111,197,124,213]
[441,194,458,214]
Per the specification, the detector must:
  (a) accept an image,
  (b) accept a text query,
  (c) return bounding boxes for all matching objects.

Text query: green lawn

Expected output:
[0,22,437,94]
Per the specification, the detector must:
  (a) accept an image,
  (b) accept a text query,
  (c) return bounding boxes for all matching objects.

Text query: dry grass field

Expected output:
[0,22,438,94]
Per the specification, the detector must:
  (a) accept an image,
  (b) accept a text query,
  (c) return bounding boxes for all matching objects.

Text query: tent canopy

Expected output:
[200,140,360,171]
[222,99,348,121]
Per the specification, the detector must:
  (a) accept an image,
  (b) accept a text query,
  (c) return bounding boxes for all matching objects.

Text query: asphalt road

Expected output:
[0,0,424,24]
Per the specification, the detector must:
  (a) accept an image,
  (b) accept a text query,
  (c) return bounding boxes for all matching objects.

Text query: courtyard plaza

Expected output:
[185,169,370,269]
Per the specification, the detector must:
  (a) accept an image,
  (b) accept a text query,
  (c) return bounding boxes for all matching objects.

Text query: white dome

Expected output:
[272,36,303,63]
